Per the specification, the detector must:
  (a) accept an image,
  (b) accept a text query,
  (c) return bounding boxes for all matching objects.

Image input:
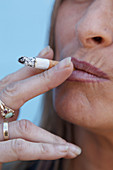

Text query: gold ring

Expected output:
[0,100,14,119]
[3,122,9,140]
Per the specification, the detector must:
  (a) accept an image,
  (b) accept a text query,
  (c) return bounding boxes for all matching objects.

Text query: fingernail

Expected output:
[39,46,50,57]
[57,57,72,69]
[68,143,82,155]
[57,145,69,152]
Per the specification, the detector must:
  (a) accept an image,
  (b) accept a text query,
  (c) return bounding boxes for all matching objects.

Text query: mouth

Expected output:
[68,57,109,82]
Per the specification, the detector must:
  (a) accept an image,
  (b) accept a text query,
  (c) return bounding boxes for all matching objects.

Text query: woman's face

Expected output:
[53,0,113,132]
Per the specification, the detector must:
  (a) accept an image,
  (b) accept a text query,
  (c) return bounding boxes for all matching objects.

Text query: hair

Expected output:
[2,0,76,170]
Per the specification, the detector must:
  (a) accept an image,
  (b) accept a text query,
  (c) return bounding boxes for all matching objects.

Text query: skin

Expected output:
[0,48,82,164]
[53,0,113,169]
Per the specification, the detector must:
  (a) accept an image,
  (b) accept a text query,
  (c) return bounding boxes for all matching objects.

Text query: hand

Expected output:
[0,120,81,162]
[0,47,81,163]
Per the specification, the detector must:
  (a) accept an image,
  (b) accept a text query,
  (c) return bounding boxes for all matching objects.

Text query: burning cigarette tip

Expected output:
[18,57,26,64]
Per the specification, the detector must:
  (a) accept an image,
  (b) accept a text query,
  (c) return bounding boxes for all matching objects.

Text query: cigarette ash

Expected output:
[18,56,36,67]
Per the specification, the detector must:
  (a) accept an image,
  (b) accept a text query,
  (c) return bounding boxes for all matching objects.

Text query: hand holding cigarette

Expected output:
[0,46,81,163]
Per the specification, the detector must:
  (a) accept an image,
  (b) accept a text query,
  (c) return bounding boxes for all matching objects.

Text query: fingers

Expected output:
[0,139,81,162]
[0,120,81,162]
[0,57,73,110]
[0,120,66,144]
[0,46,54,91]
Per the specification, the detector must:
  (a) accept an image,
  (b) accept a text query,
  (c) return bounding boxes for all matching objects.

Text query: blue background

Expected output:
[0,0,55,125]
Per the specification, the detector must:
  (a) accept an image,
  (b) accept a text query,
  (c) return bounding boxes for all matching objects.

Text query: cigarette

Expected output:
[18,56,59,70]
[18,56,75,70]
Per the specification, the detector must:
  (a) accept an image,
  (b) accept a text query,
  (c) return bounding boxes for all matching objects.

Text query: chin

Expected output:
[52,81,113,132]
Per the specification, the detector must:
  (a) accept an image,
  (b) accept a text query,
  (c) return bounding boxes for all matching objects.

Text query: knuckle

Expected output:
[41,71,50,81]
[11,139,26,160]
[18,119,33,136]
[3,82,19,98]
[41,71,53,91]
[0,75,13,91]
[40,143,49,155]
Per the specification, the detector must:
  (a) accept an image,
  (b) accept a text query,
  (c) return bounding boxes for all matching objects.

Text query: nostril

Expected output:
[85,36,104,47]
[92,36,103,44]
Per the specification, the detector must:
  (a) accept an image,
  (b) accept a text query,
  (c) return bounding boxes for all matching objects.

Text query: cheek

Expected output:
[52,81,113,130]
[55,17,75,56]
[55,3,83,55]
[53,82,93,127]
[54,1,113,132]
[55,2,89,56]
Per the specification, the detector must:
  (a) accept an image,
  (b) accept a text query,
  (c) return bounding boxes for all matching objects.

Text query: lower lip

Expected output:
[68,70,108,82]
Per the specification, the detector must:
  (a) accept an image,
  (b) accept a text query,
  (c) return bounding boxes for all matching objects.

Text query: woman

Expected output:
[1,0,113,169]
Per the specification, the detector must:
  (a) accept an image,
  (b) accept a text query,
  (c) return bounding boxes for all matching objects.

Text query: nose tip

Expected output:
[77,27,113,48]
[76,21,113,48]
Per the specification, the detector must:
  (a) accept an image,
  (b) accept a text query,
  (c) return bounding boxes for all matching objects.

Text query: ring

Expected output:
[3,122,9,140]
[0,100,14,119]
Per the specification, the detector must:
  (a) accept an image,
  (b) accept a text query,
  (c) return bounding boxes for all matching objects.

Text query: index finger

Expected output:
[0,57,73,110]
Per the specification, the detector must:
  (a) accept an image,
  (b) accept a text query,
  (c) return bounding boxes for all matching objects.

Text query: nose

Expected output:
[76,2,113,48]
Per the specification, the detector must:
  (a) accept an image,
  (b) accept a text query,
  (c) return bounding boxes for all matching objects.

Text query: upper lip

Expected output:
[71,57,109,80]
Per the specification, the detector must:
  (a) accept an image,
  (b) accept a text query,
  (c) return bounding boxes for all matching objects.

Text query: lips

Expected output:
[68,57,109,82]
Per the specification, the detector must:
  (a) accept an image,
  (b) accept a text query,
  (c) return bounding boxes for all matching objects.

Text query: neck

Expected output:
[69,125,113,170]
